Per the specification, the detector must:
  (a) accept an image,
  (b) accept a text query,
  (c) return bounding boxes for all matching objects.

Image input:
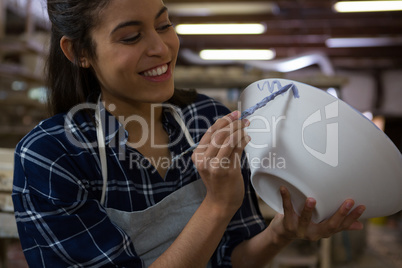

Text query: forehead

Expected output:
[96,0,166,31]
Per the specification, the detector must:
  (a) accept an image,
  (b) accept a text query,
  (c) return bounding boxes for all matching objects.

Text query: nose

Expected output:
[145,30,169,57]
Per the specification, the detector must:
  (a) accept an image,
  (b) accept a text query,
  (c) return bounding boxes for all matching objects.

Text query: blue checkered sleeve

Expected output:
[12,119,142,267]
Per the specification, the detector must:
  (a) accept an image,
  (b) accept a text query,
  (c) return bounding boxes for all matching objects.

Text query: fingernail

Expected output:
[280,186,286,195]
[243,119,250,127]
[345,201,354,210]
[230,111,239,119]
[307,198,316,209]
[358,206,366,214]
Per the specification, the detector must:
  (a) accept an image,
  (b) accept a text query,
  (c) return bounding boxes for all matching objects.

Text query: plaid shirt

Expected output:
[13,94,266,267]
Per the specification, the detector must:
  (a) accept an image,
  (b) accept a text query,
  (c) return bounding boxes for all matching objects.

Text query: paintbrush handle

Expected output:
[171,82,299,162]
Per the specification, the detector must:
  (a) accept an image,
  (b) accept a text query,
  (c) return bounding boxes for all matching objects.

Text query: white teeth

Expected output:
[143,64,168,77]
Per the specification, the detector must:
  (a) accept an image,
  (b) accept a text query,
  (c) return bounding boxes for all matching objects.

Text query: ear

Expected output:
[60,36,91,68]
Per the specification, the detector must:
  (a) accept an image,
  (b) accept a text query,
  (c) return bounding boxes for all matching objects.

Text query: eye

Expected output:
[157,23,173,32]
[121,34,141,44]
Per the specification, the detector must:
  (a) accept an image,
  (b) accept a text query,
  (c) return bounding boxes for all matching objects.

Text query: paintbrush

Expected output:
[171,82,299,162]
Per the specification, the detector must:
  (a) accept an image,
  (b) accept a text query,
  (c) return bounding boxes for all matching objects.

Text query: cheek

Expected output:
[92,57,130,90]
[99,50,139,77]
[168,32,180,57]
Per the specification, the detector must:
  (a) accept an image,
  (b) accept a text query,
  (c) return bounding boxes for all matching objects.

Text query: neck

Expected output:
[101,96,164,146]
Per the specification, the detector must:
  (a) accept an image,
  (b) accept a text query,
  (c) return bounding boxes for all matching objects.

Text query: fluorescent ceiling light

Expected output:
[326,37,402,47]
[181,50,335,75]
[200,49,275,61]
[166,2,278,16]
[175,24,266,35]
[334,1,402,12]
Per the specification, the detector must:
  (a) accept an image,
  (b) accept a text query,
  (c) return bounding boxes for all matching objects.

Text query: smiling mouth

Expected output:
[141,64,169,77]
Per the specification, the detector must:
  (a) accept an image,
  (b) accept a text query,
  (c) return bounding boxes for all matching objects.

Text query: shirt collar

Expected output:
[97,100,184,147]
[97,100,126,146]
[162,104,183,133]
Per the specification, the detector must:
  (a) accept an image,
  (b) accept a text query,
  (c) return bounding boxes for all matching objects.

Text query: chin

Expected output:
[151,87,175,104]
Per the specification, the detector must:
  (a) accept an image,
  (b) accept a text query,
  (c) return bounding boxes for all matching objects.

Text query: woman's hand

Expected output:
[151,112,251,268]
[269,186,366,242]
[231,186,366,268]
[192,111,250,215]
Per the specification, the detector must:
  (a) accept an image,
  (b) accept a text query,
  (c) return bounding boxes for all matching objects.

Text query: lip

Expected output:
[140,62,172,82]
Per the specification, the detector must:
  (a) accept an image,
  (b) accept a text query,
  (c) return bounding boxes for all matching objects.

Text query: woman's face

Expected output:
[89,0,179,109]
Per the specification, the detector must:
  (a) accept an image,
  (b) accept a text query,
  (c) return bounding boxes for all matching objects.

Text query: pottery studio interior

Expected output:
[0,0,402,267]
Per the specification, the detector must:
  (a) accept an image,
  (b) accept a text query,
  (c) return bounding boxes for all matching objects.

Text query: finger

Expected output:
[211,118,247,147]
[323,199,355,234]
[225,132,251,168]
[280,186,294,217]
[342,205,366,230]
[298,198,316,231]
[215,124,249,159]
[208,119,248,158]
[279,186,299,235]
[347,221,364,231]
[230,130,251,159]
[197,111,240,152]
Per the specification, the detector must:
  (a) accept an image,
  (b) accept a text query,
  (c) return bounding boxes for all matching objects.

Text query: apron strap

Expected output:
[96,99,195,206]
[95,97,108,206]
[164,104,195,147]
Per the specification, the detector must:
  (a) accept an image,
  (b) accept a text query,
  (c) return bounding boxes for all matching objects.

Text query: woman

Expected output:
[12,0,366,267]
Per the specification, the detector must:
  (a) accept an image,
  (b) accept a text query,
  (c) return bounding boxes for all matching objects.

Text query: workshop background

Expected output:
[0,0,401,267]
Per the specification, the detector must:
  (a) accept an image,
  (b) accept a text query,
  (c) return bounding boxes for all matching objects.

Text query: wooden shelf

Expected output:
[0,38,47,56]
[0,63,43,83]
[0,213,18,238]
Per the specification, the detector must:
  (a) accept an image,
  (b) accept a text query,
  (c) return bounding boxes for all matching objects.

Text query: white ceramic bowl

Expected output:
[240,78,402,223]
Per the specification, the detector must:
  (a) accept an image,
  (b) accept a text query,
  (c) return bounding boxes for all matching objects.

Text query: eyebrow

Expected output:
[110,6,168,35]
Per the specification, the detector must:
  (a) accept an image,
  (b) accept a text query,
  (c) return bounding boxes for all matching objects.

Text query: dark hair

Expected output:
[46,0,196,116]
[46,0,107,115]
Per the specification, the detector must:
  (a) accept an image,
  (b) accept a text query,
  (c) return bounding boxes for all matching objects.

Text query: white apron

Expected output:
[96,101,212,267]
